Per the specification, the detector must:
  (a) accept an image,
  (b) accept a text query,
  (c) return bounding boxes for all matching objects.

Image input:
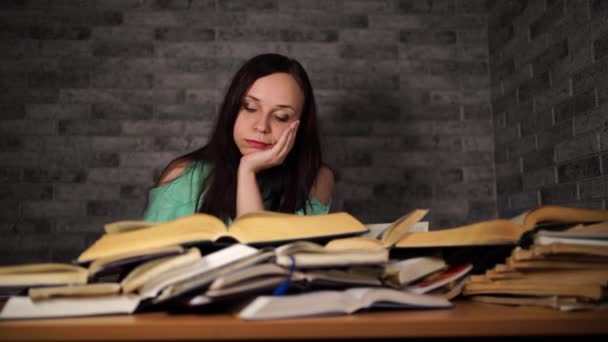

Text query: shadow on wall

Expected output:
[320,89,410,224]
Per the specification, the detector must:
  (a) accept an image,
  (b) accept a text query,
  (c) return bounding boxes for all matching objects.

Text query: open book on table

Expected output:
[358,206,608,249]
[237,287,452,320]
[324,209,429,250]
[77,211,368,263]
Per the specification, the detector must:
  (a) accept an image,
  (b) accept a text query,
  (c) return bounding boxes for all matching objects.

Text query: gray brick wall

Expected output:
[489,0,608,218]
[0,0,493,264]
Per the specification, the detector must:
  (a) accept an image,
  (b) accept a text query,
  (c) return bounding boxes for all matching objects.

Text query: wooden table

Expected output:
[0,300,607,341]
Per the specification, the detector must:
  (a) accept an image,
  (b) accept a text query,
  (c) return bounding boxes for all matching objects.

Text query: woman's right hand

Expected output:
[239,120,299,174]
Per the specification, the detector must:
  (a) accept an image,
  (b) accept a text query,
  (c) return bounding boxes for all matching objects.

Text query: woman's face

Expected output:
[233,72,304,156]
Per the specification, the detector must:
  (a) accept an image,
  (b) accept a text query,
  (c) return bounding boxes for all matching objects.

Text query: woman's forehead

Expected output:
[246,73,304,111]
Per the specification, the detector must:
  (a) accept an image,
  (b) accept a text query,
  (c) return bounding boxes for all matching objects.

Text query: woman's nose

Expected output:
[254,115,270,133]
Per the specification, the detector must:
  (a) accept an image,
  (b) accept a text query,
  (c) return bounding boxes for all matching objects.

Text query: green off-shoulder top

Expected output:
[143,160,331,226]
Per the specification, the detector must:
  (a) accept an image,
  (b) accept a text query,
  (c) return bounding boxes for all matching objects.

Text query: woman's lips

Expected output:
[245,139,271,149]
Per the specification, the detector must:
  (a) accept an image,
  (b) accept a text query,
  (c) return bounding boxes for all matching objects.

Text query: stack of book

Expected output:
[2,205,607,319]
[462,221,608,311]
[0,211,462,320]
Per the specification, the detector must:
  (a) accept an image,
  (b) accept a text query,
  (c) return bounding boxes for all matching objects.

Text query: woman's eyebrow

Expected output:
[246,95,296,111]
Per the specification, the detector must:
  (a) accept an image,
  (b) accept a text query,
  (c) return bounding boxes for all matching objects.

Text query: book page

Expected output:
[226,211,368,244]
[77,214,227,263]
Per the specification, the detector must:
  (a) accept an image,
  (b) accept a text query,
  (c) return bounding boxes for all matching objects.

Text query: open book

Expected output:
[324,209,429,250]
[391,206,608,249]
[274,241,389,268]
[77,211,368,263]
[0,263,88,289]
[0,295,140,319]
[238,287,452,320]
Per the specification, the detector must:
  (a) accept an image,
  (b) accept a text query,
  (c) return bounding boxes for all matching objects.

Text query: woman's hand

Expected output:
[239,120,299,174]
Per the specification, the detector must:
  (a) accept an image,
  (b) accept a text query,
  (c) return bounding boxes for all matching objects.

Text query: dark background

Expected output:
[0,0,606,264]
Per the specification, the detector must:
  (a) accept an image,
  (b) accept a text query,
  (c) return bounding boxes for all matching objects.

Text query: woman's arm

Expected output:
[310,166,335,206]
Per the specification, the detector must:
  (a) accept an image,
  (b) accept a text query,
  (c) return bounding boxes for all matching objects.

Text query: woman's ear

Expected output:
[310,166,335,205]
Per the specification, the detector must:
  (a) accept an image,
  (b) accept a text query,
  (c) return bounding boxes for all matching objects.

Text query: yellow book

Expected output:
[77,211,368,263]
[394,206,608,248]
[0,263,88,288]
[324,209,429,250]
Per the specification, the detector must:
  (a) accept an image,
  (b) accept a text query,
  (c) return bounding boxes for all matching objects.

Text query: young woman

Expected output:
[143,53,334,224]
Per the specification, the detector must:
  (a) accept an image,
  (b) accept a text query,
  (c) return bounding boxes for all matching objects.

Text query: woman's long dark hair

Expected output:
[175,53,322,221]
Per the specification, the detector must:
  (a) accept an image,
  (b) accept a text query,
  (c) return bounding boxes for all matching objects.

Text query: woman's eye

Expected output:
[274,114,289,122]
[243,105,256,112]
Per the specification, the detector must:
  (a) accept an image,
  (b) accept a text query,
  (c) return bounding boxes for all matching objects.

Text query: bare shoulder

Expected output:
[310,166,335,205]
[155,158,193,186]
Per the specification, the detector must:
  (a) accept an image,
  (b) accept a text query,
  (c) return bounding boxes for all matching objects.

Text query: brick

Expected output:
[497,174,522,196]
[340,43,398,60]
[341,0,397,13]
[93,41,154,57]
[574,105,608,135]
[28,25,91,40]
[0,103,25,119]
[399,0,455,14]
[26,104,90,120]
[580,175,608,199]
[463,165,494,182]
[53,217,110,234]
[155,104,215,120]
[91,103,152,120]
[0,120,57,136]
[88,168,154,185]
[602,128,608,152]
[38,40,92,58]
[277,0,343,11]
[593,34,608,60]
[494,124,519,145]
[86,200,145,218]
[155,27,215,42]
[219,0,277,11]
[120,184,151,199]
[518,72,550,103]
[21,201,84,218]
[592,0,608,20]
[532,39,568,75]
[248,13,368,29]
[119,152,175,168]
[508,134,536,158]
[495,159,520,178]
[340,29,398,43]
[280,29,338,42]
[373,182,433,201]
[529,0,565,40]
[533,79,570,114]
[91,72,153,89]
[12,218,53,234]
[555,132,599,162]
[463,104,491,120]
[509,190,540,211]
[436,180,494,200]
[521,109,553,137]
[572,56,608,94]
[521,148,555,172]
[55,184,120,201]
[462,136,494,152]
[23,167,86,183]
[540,182,578,204]
[0,167,21,183]
[557,156,601,183]
[0,184,52,200]
[58,120,121,136]
[489,24,513,53]
[400,30,457,44]
[60,89,185,105]
[403,135,462,152]
[0,88,58,104]
[538,120,574,149]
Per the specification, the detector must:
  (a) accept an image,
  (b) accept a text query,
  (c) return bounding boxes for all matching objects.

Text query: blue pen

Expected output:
[272,255,296,296]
